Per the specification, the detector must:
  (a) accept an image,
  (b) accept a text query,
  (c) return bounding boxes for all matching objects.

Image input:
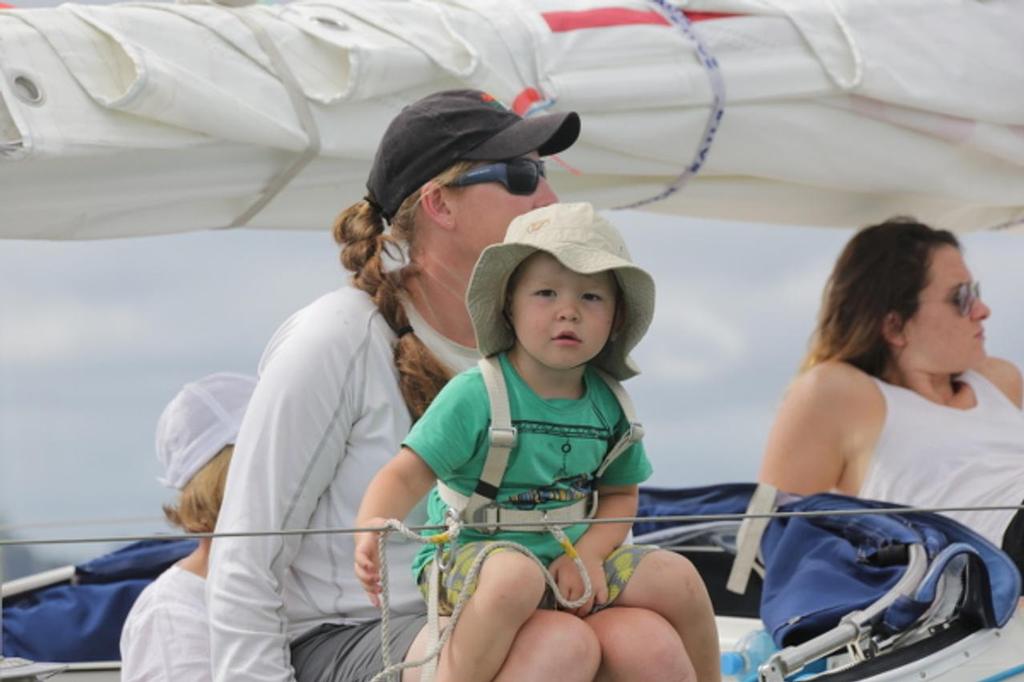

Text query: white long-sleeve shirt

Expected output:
[207,286,476,682]
[121,565,210,682]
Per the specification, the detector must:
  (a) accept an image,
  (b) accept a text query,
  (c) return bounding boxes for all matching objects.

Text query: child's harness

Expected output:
[369,356,645,682]
[435,356,645,531]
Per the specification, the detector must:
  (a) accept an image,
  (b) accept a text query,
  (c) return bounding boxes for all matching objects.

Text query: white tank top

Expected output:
[860,370,1024,547]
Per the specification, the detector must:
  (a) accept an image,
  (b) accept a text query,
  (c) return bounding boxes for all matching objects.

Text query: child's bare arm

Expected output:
[550,483,638,615]
[353,447,437,606]
[574,483,639,560]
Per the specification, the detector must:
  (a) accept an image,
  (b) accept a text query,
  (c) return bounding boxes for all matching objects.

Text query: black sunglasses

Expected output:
[449,158,546,195]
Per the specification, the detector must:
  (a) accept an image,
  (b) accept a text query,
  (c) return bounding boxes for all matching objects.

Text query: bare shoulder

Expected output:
[788,360,882,410]
[977,356,1024,408]
[759,361,884,495]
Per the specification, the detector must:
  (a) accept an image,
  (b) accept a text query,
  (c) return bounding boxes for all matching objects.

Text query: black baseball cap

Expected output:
[366,89,580,220]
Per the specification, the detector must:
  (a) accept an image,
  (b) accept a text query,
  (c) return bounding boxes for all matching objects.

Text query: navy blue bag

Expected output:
[638,485,1020,648]
[760,493,1020,646]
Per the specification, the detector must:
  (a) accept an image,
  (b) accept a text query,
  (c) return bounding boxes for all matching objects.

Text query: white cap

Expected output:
[155,372,257,490]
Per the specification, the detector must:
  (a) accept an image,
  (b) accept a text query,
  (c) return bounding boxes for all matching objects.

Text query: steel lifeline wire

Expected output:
[6,503,1024,548]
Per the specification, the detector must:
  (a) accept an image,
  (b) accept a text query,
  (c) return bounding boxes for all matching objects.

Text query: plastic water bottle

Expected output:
[721,628,776,682]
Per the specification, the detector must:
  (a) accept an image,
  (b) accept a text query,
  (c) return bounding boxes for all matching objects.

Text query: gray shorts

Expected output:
[290,613,426,682]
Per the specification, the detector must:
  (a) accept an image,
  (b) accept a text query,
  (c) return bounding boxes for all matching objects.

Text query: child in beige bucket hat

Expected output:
[355,203,720,681]
[467,201,655,382]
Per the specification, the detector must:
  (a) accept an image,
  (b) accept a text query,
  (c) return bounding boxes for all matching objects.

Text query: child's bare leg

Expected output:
[610,550,721,682]
[587,606,696,682]
[436,550,546,682]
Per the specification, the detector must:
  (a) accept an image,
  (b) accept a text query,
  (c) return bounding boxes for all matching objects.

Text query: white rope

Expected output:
[764,0,864,91]
[823,0,864,90]
[367,515,594,682]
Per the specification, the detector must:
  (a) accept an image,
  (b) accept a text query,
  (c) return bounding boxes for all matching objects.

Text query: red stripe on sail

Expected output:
[542,8,736,32]
[543,8,668,30]
[685,12,737,22]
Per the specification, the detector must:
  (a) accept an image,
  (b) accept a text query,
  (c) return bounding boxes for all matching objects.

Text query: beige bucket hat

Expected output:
[466,202,655,380]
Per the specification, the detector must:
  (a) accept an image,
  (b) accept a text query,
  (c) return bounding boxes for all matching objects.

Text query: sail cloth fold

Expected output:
[0,0,1022,239]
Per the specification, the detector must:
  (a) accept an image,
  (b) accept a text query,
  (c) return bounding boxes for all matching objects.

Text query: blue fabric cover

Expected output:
[637,485,1021,647]
[635,483,757,537]
[2,539,196,661]
[74,538,197,583]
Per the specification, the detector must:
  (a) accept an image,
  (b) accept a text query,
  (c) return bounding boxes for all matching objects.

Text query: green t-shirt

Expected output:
[404,353,652,579]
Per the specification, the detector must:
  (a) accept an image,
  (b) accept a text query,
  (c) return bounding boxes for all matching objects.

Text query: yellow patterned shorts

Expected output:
[417,542,656,616]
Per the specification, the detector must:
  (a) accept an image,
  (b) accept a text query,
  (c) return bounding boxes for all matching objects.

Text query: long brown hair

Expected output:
[803,217,960,377]
[332,162,475,419]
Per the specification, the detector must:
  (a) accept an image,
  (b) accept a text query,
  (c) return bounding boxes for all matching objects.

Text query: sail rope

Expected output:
[612,0,870,211]
[613,0,725,211]
[763,0,864,91]
[4,503,1024,547]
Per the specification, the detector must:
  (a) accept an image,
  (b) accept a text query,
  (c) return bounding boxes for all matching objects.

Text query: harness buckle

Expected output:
[470,503,501,535]
[488,426,518,449]
[626,421,644,443]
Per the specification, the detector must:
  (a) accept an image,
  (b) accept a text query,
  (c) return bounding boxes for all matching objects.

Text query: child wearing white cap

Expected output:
[120,372,256,682]
[355,203,721,681]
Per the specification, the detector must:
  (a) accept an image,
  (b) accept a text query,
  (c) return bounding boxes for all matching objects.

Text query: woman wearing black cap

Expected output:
[207,90,696,682]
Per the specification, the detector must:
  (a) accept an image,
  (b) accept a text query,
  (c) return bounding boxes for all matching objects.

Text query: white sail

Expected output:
[1,0,1023,239]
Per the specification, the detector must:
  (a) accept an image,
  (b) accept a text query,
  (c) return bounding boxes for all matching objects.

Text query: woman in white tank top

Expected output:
[757,218,1024,580]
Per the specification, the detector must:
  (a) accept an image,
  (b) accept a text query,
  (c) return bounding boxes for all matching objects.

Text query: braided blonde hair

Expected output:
[332,162,475,419]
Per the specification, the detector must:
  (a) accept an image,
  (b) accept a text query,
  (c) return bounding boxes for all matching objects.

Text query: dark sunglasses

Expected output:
[449,158,546,195]
[951,280,981,317]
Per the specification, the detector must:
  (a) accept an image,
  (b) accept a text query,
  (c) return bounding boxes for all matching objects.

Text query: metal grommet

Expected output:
[11,73,45,106]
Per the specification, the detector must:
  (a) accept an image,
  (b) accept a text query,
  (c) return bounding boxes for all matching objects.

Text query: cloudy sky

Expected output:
[3,212,1024,575]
